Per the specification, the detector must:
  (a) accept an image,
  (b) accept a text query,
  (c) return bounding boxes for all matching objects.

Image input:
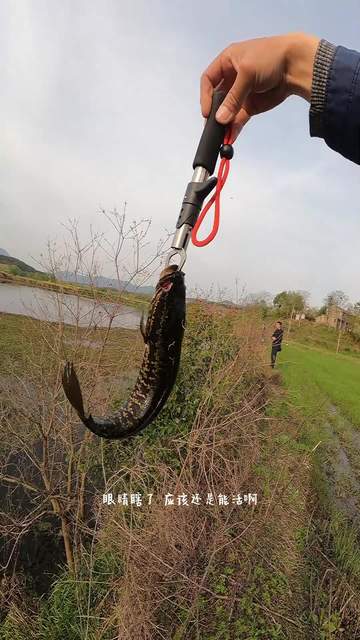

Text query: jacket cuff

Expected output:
[309,39,337,138]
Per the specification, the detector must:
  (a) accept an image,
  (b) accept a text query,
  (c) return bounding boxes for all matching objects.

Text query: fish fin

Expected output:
[62,361,87,420]
[140,311,148,343]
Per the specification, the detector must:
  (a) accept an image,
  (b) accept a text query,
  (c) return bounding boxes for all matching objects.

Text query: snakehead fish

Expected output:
[62,264,186,439]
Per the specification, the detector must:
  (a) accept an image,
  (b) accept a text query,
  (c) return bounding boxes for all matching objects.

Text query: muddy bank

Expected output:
[321,404,360,526]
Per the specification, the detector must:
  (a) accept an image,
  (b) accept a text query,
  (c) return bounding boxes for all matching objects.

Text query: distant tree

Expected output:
[305,307,318,321]
[297,290,311,306]
[273,290,306,317]
[353,301,360,315]
[324,290,349,309]
[243,291,272,306]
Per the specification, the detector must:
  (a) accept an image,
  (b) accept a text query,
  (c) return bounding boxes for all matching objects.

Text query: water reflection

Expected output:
[0,284,142,328]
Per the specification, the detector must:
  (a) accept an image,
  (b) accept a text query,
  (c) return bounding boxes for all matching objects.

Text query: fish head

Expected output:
[158,264,185,297]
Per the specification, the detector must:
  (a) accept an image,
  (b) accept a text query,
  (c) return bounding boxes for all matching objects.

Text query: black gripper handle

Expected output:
[193,90,226,176]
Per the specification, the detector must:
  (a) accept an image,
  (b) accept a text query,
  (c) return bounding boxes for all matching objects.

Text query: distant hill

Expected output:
[0,248,9,256]
[0,253,154,295]
[0,254,38,273]
[57,272,154,296]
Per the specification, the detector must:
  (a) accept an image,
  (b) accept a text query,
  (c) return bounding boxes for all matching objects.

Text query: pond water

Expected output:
[0,283,142,329]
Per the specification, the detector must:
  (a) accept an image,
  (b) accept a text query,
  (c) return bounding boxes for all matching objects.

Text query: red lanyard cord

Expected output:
[191,130,233,248]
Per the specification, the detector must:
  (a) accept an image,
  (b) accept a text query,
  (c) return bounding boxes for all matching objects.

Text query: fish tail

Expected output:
[62,361,87,420]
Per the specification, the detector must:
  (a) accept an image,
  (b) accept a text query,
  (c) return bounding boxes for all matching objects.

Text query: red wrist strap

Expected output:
[191,130,232,248]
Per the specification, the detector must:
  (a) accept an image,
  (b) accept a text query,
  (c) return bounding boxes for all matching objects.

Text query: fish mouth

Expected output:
[161,280,173,292]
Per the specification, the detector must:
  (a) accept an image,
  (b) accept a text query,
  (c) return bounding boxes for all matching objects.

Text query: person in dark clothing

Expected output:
[200,33,360,165]
[271,321,283,369]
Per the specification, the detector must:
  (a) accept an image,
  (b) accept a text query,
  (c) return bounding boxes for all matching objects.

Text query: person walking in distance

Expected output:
[271,321,283,369]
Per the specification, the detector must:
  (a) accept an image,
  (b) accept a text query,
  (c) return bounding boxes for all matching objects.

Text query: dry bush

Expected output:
[0,210,167,590]
[75,307,311,640]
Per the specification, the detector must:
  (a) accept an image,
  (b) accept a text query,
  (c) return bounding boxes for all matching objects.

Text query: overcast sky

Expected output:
[1,0,360,305]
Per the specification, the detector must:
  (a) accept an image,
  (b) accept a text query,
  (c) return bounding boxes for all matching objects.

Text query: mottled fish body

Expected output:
[62,265,186,439]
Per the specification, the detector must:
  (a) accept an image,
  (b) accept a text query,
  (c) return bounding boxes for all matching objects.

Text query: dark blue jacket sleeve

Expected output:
[310,42,360,164]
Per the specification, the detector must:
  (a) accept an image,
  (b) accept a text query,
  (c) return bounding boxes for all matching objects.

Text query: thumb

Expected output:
[215,71,252,125]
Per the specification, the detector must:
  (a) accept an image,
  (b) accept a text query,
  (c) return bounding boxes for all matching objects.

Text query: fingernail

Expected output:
[216,105,232,124]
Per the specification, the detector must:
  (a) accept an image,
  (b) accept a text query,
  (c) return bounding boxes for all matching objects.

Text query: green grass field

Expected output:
[289,321,360,355]
[281,342,360,427]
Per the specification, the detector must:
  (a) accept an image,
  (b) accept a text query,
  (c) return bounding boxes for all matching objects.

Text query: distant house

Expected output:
[316,304,354,331]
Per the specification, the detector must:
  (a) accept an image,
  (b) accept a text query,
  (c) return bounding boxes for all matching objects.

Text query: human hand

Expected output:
[200,32,320,140]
